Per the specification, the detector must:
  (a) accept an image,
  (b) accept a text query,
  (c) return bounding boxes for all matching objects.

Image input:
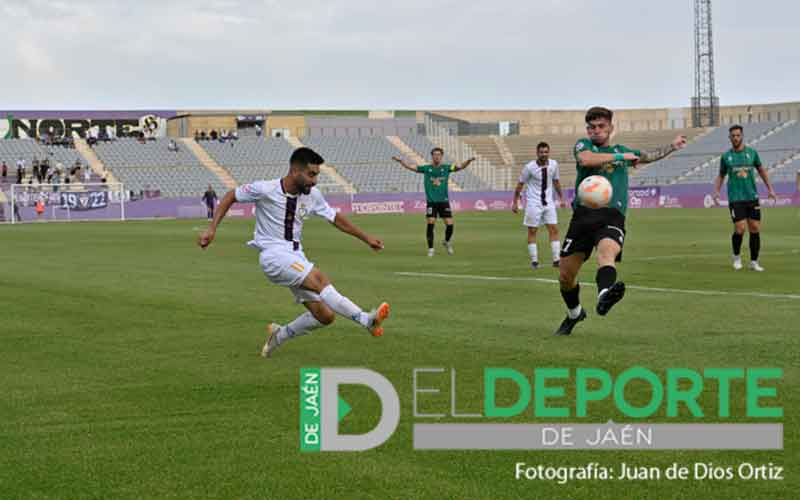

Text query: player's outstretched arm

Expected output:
[198,190,236,249]
[638,135,688,164]
[392,156,419,173]
[453,157,476,171]
[332,213,385,251]
[577,150,639,167]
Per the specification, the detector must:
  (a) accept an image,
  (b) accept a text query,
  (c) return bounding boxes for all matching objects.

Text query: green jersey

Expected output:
[719,147,762,202]
[572,138,640,216]
[417,163,454,202]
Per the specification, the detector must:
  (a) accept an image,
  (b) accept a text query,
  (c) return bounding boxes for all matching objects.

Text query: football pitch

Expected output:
[1,208,797,499]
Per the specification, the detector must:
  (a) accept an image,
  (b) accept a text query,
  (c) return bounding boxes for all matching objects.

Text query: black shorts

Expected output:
[426,201,452,219]
[561,206,626,262]
[729,200,761,223]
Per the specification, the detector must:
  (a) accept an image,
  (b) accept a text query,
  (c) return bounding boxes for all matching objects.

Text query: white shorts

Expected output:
[259,248,321,304]
[523,203,558,227]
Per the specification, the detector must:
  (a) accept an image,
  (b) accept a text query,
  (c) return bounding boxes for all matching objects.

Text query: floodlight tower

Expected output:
[692,0,719,127]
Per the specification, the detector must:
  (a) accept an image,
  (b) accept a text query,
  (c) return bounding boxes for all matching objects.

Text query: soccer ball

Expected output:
[578,175,613,209]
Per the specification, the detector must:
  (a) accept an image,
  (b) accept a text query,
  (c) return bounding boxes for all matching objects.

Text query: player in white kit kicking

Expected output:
[511,142,564,269]
[197,147,390,358]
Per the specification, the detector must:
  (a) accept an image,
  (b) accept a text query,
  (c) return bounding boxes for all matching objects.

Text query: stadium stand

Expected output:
[400,135,490,191]
[300,137,422,193]
[636,122,781,185]
[0,139,86,185]
[199,137,347,193]
[93,138,228,197]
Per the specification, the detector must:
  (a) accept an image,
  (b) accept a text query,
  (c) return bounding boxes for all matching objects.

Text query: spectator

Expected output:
[201,184,217,219]
[209,129,218,141]
[32,158,40,184]
[255,123,262,137]
[194,129,201,141]
[168,139,179,152]
[200,130,207,141]
[40,157,50,183]
[51,170,61,192]
[16,158,25,184]
[1,160,7,181]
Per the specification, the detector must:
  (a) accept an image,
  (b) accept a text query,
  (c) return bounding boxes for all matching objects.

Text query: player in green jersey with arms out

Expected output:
[555,106,687,336]
[712,124,777,272]
[392,148,475,256]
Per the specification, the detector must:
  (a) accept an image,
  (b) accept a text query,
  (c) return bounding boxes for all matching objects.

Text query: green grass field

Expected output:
[1,208,798,499]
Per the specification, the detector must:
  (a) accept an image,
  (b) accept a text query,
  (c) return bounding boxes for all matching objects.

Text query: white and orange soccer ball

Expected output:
[578,175,613,209]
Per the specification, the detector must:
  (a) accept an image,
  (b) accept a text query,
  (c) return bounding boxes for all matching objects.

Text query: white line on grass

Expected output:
[394,272,800,300]
[626,250,799,261]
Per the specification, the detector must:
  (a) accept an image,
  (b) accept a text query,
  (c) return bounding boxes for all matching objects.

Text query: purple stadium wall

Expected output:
[5,182,798,223]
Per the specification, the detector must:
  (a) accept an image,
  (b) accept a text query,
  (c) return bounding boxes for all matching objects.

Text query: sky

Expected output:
[0,0,798,110]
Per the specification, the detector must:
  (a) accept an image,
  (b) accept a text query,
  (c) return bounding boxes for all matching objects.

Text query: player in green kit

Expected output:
[555,106,687,336]
[392,148,475,256]
[712,125,777,272]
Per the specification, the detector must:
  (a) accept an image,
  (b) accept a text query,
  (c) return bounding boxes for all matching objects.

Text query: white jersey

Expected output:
[235,179,336,250]
[519,159,559,207]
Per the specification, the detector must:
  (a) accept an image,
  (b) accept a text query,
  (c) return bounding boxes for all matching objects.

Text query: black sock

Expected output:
[445,224,454,242]
[560,283,581,309]
[732,232,743,255]
[596,265,617,295]
[426,223,434,249]
[749,232,760,261]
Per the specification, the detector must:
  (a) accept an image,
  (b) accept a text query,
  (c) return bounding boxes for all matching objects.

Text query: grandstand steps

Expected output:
[491,136,514,166]
[287,136,356,194]
[181,138,237,189]
[387,135,461,191]
[428,135,501,190]
[74,138,118,185]
[677,122,791,183]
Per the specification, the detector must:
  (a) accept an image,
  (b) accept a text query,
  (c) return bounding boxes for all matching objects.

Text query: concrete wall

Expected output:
[303,117,417,137]
[431,102,800,135]
[266,116,307,137]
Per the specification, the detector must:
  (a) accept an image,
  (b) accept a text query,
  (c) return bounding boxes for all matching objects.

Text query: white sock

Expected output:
[278,312,324,344]
[319,285,369,326]
[527,243,538,263]
[551,241,561,262]
[567,305,583,320]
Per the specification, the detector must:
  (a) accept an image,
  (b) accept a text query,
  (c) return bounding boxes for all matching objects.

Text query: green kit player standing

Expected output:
[712,124,777,272]
[392,148,474,256]
[555,106,687,336]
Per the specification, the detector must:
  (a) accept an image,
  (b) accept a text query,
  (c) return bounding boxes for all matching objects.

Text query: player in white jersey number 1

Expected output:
[512,142,564,269]
[197,147,390,358]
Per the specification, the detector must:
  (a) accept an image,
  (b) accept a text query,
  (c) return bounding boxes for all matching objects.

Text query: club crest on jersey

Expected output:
[298,203,309,219]
[575,142,585,151]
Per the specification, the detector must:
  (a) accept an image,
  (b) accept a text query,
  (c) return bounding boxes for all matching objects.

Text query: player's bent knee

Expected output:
[317,310,336,325]
[302,269,330,293]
